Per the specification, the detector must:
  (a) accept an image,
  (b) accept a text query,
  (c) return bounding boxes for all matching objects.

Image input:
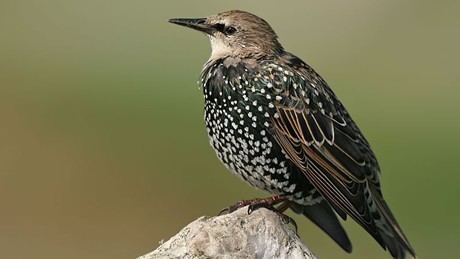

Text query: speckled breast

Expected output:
[200,59,298,194]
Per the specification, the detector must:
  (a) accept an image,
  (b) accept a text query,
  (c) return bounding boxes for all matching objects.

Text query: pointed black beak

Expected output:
[168,18,214,35]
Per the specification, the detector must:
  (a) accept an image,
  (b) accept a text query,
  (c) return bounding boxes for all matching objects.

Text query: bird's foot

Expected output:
[248,201,298,233]
[218,196,297,232]
[218,195,287,215]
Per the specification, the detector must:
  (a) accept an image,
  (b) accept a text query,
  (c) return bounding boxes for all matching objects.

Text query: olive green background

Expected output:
[1,1,459,258]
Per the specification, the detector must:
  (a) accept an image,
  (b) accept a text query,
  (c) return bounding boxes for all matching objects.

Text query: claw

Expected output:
[218,207,230,216]
[217,196,298,233]
[248,202,298,233]
[248,203,275,215]
[218,195,288,216]
[218,200,247,215]
[280,214,298,233]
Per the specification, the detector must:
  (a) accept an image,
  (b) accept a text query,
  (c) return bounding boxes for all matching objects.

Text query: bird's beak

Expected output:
[168,18,214,35]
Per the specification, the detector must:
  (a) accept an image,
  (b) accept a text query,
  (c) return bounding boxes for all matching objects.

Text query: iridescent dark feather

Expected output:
[270,52,416,258]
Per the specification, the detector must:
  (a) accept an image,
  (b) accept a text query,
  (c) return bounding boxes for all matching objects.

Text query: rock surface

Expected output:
[138,206,316,259]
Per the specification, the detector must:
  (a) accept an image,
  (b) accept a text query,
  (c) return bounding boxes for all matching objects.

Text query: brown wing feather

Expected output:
[269,53,416,258]
[273,111,377,229]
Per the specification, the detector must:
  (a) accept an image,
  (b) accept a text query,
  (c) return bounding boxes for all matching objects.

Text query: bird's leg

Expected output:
[276,200,291,213]
[219,195,298,231]
[277,201,298,232]
[248,200,298,233]
[218,195,287,215]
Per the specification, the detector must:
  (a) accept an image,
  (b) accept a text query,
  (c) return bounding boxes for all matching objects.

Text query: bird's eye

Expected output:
[214,23,226,32]
[213,23,237,35]
[224,26,237,35]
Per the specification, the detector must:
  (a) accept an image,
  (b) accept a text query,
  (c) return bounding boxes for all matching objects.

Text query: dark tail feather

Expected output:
[381,233,409,259]
[373,196,417,259]
[290,201,352,253]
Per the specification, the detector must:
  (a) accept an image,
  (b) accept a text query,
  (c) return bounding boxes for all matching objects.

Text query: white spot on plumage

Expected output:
[201,59,307,198]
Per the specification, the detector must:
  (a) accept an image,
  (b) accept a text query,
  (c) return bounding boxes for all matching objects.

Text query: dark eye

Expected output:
[213,23,237,35]
[214,23,225,32]
[224,26,237,35]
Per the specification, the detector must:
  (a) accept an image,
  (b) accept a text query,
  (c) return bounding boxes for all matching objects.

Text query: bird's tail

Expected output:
[290,194,416,259]
[289,200,353,253]
[371,193,417,259]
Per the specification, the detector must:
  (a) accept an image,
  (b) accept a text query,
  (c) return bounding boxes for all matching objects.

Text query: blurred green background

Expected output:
[0,1,459,258]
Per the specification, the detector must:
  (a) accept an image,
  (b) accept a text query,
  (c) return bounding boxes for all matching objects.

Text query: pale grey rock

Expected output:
[138,206,316,259]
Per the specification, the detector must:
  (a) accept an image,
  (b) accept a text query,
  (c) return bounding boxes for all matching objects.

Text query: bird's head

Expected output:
[169,10,283,60]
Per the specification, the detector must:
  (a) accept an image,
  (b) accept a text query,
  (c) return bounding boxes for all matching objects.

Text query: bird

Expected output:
[169,10,416,259]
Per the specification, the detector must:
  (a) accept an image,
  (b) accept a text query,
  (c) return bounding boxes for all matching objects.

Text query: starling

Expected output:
[169,10,416,259]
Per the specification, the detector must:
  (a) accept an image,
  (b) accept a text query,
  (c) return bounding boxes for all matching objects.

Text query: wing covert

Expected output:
[265,54,387,244]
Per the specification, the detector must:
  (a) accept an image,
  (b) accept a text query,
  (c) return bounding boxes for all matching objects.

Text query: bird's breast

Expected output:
[200,61,298,193]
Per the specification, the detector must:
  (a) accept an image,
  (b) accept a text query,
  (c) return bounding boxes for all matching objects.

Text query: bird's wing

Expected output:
[267,54,415,258]
[270,68,379,231]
